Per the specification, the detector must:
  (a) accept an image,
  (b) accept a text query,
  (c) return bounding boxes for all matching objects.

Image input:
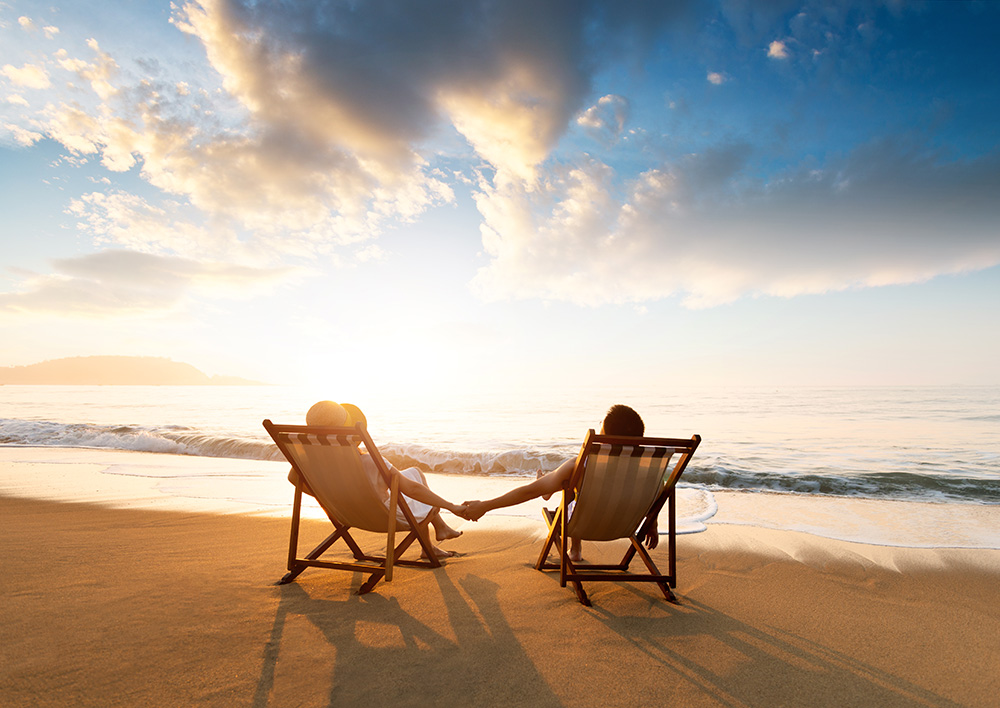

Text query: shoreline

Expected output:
[2,492,999,706]
[2,446,999,551]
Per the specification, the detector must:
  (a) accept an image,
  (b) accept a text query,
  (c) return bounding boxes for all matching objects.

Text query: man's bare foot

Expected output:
[569,539,583,562]
[435,525,462,542]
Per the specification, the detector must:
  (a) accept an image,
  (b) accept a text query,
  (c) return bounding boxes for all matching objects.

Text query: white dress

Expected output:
[360,453,434,523]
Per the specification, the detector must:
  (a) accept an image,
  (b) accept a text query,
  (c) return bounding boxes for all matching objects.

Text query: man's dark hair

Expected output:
[603,404,644,437]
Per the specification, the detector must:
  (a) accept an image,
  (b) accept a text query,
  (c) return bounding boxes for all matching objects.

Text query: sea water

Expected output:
[1,384,998,546]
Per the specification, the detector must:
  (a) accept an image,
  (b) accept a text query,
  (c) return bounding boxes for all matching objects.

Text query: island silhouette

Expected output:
[0,356,265,385]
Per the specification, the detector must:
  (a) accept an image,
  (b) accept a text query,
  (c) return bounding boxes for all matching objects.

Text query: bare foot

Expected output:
[545,548,584,563]
[569,539,583,562]
[435,525,462,542]
[421,545,459,560]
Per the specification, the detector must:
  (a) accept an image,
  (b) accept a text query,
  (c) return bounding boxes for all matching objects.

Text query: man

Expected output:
[462,404,655,561]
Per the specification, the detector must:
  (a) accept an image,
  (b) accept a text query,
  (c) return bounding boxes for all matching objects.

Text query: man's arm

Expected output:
[464,458,575,520]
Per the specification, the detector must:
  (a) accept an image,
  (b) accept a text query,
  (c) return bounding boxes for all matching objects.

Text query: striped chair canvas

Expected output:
[535,429,701,606]
[263,419,442,595]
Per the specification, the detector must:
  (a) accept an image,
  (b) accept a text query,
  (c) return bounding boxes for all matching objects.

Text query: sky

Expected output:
[1,0,999,399]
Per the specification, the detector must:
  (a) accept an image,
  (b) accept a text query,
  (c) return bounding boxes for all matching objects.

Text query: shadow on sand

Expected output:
[588,588,963,708]
[253,570,561,707]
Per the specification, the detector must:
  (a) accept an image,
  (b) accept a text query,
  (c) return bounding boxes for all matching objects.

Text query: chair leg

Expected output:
[630,536,678,604]
[559,529,568,589]
[277,529,346,584]
[413,522,442,568]
[284,486,304,577]
[356,570,387,595]
[571,580,591,606]
[391,530,420,561]
[535,507,561,570]
[668,489,677,587]
[385,473,399,582]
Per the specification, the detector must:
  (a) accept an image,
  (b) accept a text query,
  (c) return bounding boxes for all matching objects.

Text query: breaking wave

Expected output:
[2,417,997,504]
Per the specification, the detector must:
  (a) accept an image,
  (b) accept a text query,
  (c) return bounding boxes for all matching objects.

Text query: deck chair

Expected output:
[535,429,701,606]
[263,419,442,595]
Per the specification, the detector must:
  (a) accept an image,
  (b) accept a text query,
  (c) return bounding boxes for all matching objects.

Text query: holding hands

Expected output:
[458,500,488,521]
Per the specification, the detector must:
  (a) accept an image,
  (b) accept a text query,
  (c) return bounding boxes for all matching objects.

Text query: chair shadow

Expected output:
[254,569,561,707]
[587,591,964,708]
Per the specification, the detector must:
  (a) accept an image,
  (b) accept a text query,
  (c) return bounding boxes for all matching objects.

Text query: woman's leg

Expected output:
[401,468,462,542]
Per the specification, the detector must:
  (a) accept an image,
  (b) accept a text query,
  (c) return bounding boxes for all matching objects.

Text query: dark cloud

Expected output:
[176,0,701,175]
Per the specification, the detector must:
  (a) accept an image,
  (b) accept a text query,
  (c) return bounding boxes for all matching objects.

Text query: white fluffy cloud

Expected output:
[2,0,997,318]
[3,122,42,145]
[472,141,1000,308]
[768,40,789,59]
[66,191,242,260]
[576,94,630,142]
[2,0,682,266]
[0,1,694,264]
[0,250,296,317]
[1,63,51,89]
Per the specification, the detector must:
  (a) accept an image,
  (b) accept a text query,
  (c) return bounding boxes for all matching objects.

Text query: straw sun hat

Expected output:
[305,400,367,429]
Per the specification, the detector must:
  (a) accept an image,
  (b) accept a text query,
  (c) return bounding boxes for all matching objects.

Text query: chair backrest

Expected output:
[265,421,396,533]
[565,432,699,541]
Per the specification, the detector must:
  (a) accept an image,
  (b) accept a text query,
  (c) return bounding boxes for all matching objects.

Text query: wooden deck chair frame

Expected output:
[263,419,442,595]
[535,429,701,606]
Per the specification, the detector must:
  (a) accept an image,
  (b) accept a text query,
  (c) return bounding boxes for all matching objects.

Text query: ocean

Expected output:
[2,384,998,547]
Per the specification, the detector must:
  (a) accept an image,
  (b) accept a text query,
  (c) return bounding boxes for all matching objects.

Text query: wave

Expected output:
[2,418,998,504]
[382,442,569,478]
[0,418,285,462]
[682,464,1000,504]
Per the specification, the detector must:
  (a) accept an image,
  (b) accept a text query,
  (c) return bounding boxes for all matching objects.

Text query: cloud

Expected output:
[63,39,118,100]
[471,140,1000,308]
[9,31,452,247]
[171,0,599,181]
[41,102,101,154]
[9,4,471,249]
[3,122,42,146]
[66,191,243,260]
[2,0,695,258]
[1,63,51,89]
[5,0,993,319]
[0,0,709,270]
[0,250,297,317]
[576,94,630,142]
[768,40,789,59]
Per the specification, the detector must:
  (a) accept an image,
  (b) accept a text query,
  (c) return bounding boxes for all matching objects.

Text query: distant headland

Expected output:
[0,356,267,386]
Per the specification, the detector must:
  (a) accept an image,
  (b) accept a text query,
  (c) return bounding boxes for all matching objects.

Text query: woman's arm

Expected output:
[394,472,466,516]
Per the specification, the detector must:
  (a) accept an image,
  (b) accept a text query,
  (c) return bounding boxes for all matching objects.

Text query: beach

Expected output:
[2,449,999,707]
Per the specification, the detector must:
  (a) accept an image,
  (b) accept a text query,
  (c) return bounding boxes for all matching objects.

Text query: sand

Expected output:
[2,454,1000,707]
